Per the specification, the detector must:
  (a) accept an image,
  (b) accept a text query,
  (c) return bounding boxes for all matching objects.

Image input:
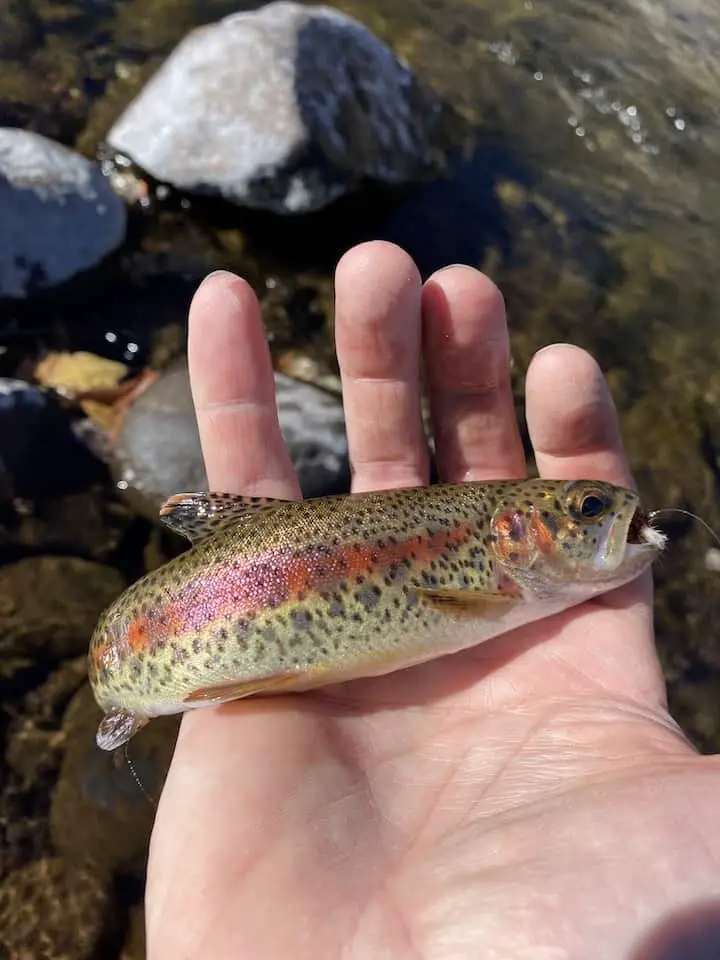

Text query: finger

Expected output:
[524,343,667,709]
[334,241,429,493]
[188,271,300,499]
[422,266,526,482]
[525,344,634,488]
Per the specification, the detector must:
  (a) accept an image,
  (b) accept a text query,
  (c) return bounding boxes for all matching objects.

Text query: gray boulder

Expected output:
[0,129,127,299]
[106,1,445,214]
[113,359,349,510]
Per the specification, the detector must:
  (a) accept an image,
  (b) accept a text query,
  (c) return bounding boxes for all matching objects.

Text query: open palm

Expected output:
[146,243,720,959]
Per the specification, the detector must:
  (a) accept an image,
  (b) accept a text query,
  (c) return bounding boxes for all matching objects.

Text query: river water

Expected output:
[1,1,719,955]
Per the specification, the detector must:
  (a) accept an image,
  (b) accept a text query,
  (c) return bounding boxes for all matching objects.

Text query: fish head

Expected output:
[490,479,665,592]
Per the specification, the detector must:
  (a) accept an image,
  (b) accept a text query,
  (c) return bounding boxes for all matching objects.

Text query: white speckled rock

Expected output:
[0,129,127,299]
[113,359,349,509]
[106,1,445,214]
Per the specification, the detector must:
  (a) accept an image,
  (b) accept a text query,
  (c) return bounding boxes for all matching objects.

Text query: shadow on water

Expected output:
[161,138,520,278]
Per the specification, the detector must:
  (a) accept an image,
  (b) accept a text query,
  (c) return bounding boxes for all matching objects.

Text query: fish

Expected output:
[87,478,666,751]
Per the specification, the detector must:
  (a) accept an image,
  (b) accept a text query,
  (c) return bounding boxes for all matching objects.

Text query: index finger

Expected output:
[188,272,301,499]
[525,344,634,489]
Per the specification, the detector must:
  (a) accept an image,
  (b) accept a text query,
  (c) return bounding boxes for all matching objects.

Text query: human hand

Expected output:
[146,242,720,959]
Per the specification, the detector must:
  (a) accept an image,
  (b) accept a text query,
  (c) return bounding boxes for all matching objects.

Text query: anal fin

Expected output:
[184,671,302,704]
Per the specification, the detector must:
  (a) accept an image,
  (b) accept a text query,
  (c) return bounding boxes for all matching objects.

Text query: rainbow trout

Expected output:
[88,479,666,750]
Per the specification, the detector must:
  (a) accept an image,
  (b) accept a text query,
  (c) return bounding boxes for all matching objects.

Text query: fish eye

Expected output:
[581,494,607,518]
[565,483,612,522]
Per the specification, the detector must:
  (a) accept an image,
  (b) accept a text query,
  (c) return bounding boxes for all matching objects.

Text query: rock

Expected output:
[0,378,104,500]
[6,657,88,786]
[50,684,178,876]
[120,904,147,960]
[0,128,126,299]
[0,490,131,562]
[0,556,125,664]
[106,1,445,214]
[0,0,43,59]
[0,857,114,960]
[113,358,349,511]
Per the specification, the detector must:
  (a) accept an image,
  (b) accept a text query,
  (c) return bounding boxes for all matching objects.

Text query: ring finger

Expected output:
[422,265,526,482]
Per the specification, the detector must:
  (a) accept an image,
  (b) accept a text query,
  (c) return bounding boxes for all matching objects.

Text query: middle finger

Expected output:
[422,265,526,482]
[335,241,429,493]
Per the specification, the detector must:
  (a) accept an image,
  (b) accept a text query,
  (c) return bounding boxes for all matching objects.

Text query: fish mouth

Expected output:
[627,507,648,545]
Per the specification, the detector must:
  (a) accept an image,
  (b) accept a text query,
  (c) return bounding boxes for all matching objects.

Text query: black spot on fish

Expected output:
[355,584,381,610]
[291,609,312,630]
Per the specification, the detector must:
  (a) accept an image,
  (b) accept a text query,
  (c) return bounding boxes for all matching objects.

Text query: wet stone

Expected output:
[0,128,126,299]
[120,903,147,960]
[0,379,105,502]
[0,857,114,960]
[0,556,125,664]
[0,489,130,561]
[50,684,178,876]
[113,358,349,513]
[106,1,445,214]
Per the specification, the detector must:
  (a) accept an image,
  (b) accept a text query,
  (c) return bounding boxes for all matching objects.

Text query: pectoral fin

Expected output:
[184,672,302,704]
[417,587,523,619]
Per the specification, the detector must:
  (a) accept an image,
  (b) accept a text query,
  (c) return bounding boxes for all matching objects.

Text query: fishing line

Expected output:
[123,742,156,809]
[648,508,720,550]
[646,508,720,637]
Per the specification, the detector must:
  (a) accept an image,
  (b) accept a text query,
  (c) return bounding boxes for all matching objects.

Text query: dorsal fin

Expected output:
[158,491,286,543]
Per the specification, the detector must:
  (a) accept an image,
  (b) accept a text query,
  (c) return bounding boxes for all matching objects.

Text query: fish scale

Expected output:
[88,478,664,750]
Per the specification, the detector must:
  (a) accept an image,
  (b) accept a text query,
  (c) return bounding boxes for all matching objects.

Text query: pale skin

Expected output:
[146,242,720,959]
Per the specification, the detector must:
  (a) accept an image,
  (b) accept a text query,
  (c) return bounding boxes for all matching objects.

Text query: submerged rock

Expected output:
[113,358,349,510]
[51,684,177,876]
[0,378,104,500]
[106,1,445,214]
[0,556,125,663]
[0,128,126,299]
[0,857,113,960]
